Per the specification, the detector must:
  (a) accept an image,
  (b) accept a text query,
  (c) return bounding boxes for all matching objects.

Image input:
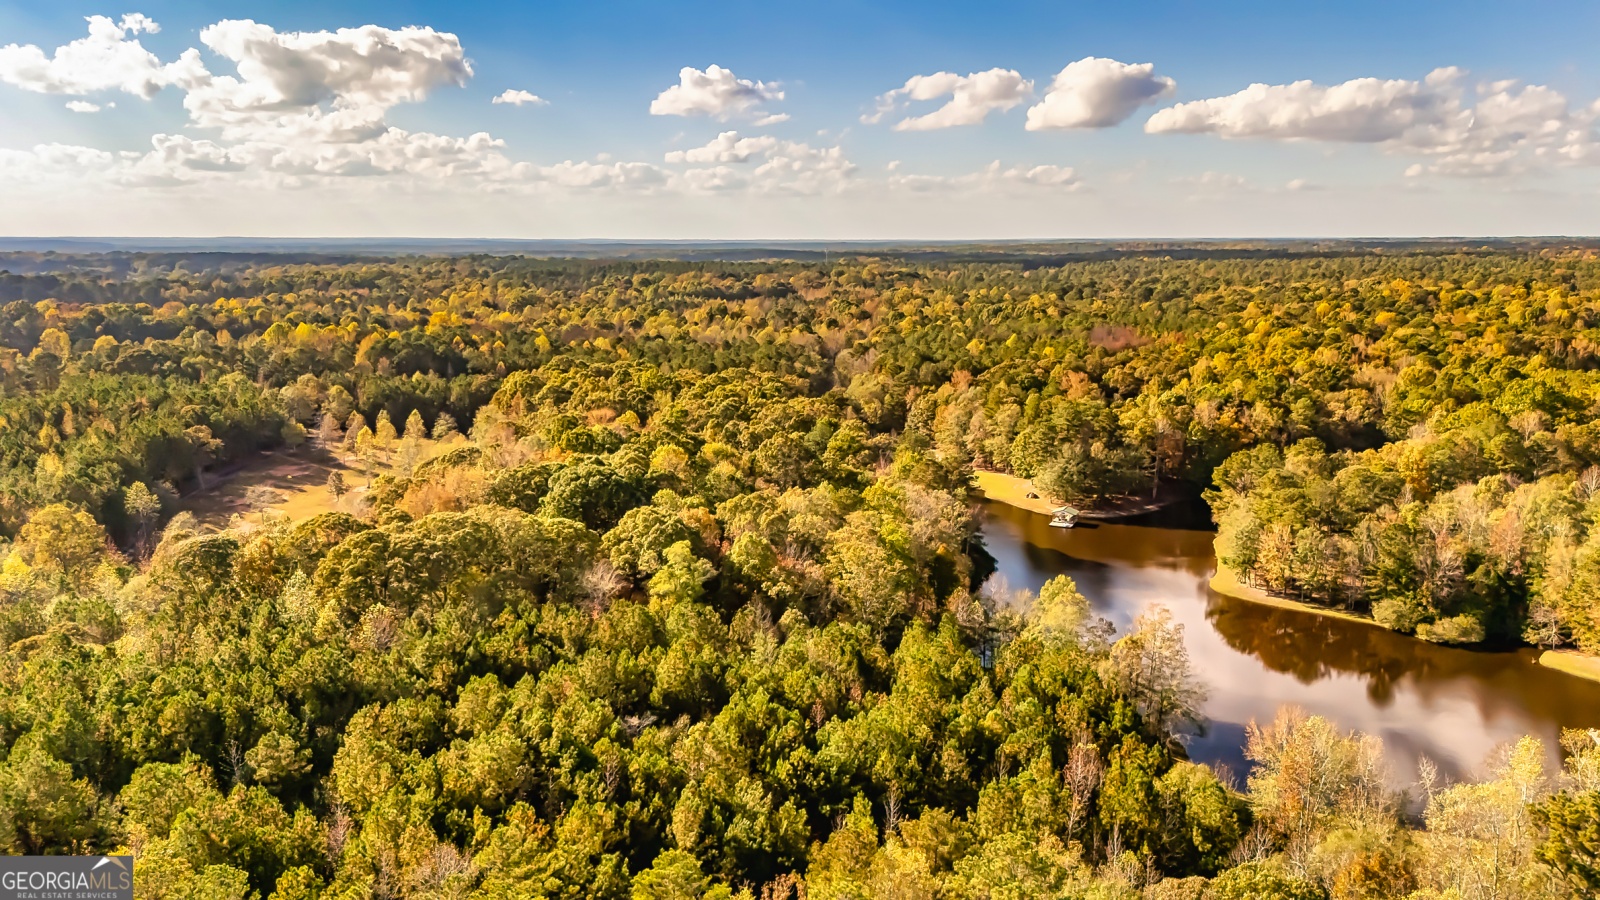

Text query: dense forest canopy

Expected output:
[0,248,1598,899]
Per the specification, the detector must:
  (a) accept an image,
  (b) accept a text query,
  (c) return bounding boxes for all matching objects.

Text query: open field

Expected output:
[971,470,1059,515]
[180,439,456,530]
[179,449,353,528]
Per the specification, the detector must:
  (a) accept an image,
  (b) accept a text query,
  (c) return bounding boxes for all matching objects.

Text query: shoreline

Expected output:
[1208,570,1600,685]
[1206,564,1388,630]
[970,469,1180,520]
[1210,568,1600,685]
[971,470,1059,515]
[1539,649,1600,683]
[975,467,1600,685]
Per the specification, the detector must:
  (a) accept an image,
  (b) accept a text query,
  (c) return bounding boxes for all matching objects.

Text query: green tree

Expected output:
[1108,607,1206,736]
[1534,790,1600,899]
[9,504,113,590]
[1203,860,1326,900]
[124,481,163,560]
[374,410,398,458]
[0,736,108,853]
[542,457,646,531]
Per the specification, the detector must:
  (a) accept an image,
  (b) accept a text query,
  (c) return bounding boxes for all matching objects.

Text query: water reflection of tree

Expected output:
[1205,597,1409,705]
[1204,591,1600,728]
[990,499,1217,576]
[981,497,1600,743]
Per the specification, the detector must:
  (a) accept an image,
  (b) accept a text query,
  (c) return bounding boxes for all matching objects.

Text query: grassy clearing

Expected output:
[181,439,456,530]
[180,450,352,529]
[971,470,1059,515]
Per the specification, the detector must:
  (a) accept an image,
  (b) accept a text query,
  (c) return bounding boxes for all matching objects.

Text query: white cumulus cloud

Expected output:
[0,13,189,98]
[866,69,1032,131]
[662,131,856,193]
[649,65,783,120]
[664,131,778,164]
[65,100,102,113]
[0,16,526,190]
[1025,57,1175,130]
[1145,68,1463,142]
[999,162,1080,186]
[1146,67,1600,179]
[749,142,855,193]
[492,89,546,106]
[679,165,748,192]
[1406,80,1573,176]
[0,17,865,199]
[181,20,472,142]
[0,143,115,183]
[535,159,669,190]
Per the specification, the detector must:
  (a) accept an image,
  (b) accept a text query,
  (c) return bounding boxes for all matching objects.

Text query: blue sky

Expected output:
[2,1,1600,238]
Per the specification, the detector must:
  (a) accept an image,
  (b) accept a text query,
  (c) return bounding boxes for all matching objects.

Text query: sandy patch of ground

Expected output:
[1208,565,1387,629]
[1538,649,1600,684]
[180,450,360,529]
[181,438,457,530]
[971,470,1058,515]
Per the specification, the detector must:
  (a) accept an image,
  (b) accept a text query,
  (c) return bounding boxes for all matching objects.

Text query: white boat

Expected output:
[1049,506,1079,528]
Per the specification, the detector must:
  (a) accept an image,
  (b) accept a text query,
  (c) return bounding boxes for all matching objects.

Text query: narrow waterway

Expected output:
[979,498,1600,783]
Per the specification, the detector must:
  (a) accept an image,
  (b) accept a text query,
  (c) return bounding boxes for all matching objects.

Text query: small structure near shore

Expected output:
[971,469,1182,522]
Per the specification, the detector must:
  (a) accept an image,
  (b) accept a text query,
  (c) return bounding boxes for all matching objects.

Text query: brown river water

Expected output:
[978,499,1600,783]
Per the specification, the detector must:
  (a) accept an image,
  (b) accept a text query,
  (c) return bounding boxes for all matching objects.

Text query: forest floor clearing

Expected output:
[181,449,353,529]
[181,439,454,530]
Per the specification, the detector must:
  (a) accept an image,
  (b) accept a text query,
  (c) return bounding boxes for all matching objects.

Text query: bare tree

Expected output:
[1064,734,1103,840]
[316,412,343,453]
[243,484,279,525]
[325,802,353,866]
[580,560,629,615]
[221,738,250,788]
